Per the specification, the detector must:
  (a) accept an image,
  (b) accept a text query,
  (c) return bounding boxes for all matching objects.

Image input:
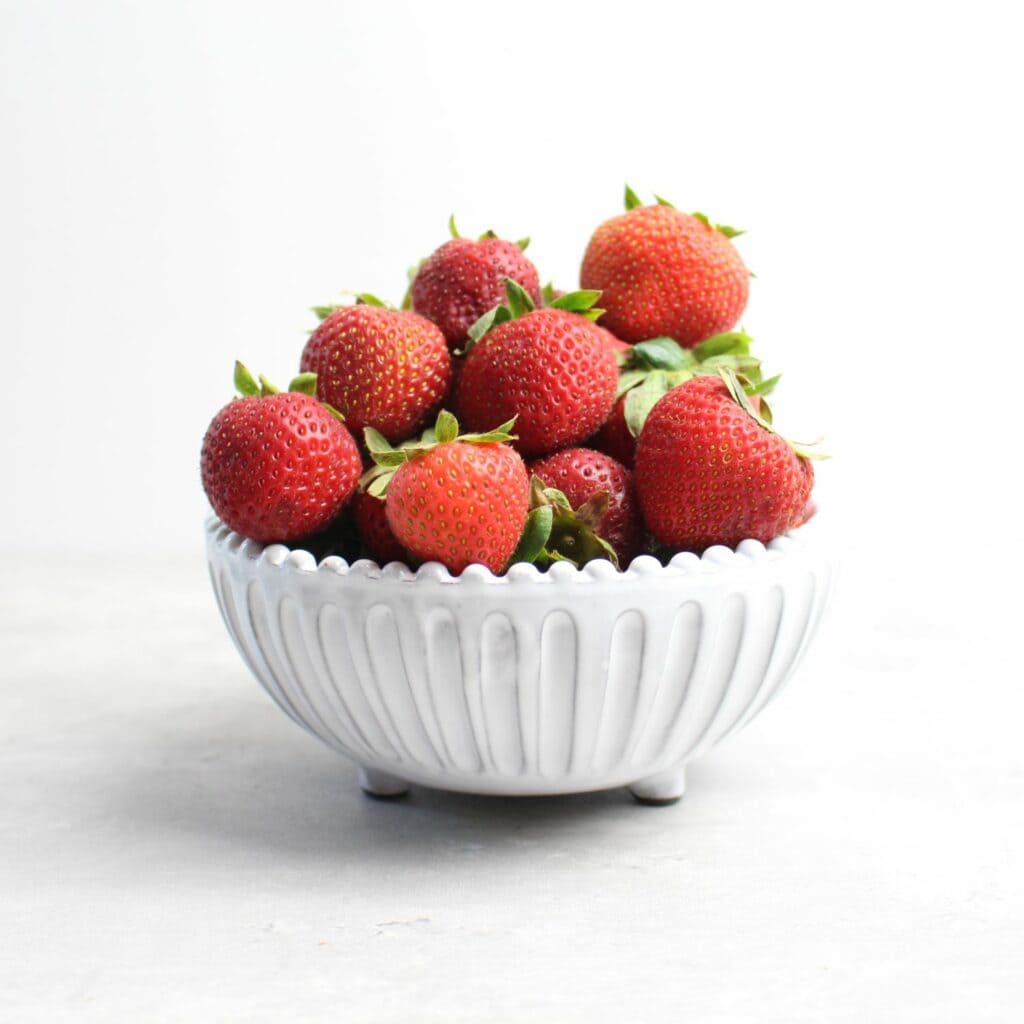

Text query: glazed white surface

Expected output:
[2,544,1021,1022]
[205,518,832,797]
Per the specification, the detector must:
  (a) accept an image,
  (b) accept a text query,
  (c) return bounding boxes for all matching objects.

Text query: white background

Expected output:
[2,1,1022,1021]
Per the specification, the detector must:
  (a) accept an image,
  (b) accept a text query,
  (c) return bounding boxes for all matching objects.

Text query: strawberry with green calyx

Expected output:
[580,186,750,347]
[300,300,451,444]
[635,368,822,551]
[200,362,362,543]
[409,216,541,350]
[528,447,641,565]
[455,279,618,458]
[508,476,619,571]
[362,410,529,575]
[592,331,779,467]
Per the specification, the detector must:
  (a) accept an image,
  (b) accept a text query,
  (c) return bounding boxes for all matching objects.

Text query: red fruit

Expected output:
[385,440,529,575]
[201,391,361,543]
[580,203,749,346]
[352,490,408,565]
[592,395,634,467]
[529,447,641,564]
[455,308,618,458]
[594,324,631,357]
[300,305,450,442]
[411,237,541,348]
[635,374,814,550]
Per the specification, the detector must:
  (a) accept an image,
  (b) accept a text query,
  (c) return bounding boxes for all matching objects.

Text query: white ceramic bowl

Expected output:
[205,515,832,804]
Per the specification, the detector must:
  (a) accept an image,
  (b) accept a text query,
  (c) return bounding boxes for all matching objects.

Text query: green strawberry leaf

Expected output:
[718,367,827,461]
[504,278,536,318]
[653,193,675,207]
[690,211,746,239]
[363,427,395,455]
[466,303,513,347]
[312,304,341,321]
[507,506,554,567]
[615,367,649,399]
[746,373,781,397]
[692,330,752,360]
[518,476,619,570]
[631,337,692,372]
[258,374,279,396]
[548,289,603,313]
[516,237,530,251]
[321,402,346,423]
[355,293,388,308]
[287,372,317,395]
[434,409,459,444]
[365,412,517,471]
[624,184,643,210]
[448,214,460,239]
[541,281,560,305]
[478,229,498,241]
[458,417,518,445]
[624,371,676,438]
[234,360,260,397]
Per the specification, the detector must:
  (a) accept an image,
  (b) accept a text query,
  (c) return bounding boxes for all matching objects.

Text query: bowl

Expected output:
[205,515,832,804]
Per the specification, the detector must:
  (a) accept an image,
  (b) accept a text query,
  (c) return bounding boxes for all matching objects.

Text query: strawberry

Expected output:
[592,331,778,468]
[454,281,618,459]
[410,218,541,349]
[635,370,817,550]
[364,411,529,575]
[580,187,750,347]
[201,363,362,543]
[529,447,641,564]
[300,299,450,443]
[352,491,408,565]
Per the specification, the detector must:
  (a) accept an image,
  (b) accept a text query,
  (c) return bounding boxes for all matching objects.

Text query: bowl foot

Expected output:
[629,766,686,806]
[358,766,410,800]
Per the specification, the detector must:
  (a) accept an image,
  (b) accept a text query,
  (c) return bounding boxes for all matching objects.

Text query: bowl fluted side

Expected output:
[206,521,832,795]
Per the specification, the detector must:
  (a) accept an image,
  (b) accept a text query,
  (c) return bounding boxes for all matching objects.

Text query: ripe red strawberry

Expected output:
[529,447,641,564]
[592,332,775,468]
[366,411,529,575]
[454,282,618,459]
[580,188,750,347]
[410,220,541,348]
[201,363,362,543]
[635,371,815,550]
[352,490,408,565]
[300,301,450,443]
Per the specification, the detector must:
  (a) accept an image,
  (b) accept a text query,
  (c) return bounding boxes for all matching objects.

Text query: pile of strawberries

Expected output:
[201,188,819,575]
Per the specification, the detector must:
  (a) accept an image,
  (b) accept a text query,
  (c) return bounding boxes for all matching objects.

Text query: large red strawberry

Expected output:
[454,282,618,458]
[592,332,777,468]
[364,411,529,575]
[301,300,450,443]
[410,219,541,349]
[635,370,816,550]
[201,363,362,543]
[352,490,408,565]
[529,447,641,564]
[580,187,750,347]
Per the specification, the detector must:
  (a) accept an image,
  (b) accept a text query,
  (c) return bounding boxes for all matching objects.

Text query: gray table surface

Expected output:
[2,550,1021,1022]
